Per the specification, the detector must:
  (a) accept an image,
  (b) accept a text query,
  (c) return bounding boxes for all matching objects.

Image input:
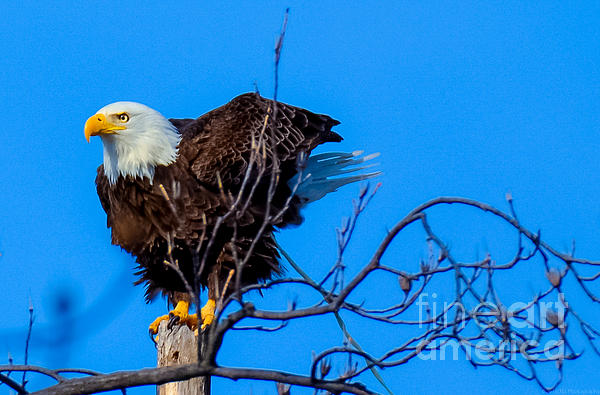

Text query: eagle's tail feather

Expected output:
[291,150,381,205]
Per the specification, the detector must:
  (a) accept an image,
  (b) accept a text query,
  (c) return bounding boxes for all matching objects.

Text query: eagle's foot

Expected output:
[200,298,216,330]
[148,314,169,343]
[148,300,198,343]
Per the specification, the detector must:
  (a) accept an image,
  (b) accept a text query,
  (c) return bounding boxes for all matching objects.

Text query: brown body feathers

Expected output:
[95,93,342,301]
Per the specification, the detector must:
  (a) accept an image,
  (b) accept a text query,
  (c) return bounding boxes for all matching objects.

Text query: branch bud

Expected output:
[276,382,291,395]
[546,309,563,327]
[340,216,350,234]
[545,268,562,287]
[398,272,412,294]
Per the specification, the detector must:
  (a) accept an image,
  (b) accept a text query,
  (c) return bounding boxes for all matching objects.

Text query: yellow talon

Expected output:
[201,299,216,330]
[170,300,199,328]
[149,314,169,335]
[148,300,199,340]
[148,299,215,341]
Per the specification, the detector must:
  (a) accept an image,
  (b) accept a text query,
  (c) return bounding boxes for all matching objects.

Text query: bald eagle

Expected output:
[84,93,379,337]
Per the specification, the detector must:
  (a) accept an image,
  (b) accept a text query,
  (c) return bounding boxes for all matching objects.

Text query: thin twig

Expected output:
[22,299,34,388]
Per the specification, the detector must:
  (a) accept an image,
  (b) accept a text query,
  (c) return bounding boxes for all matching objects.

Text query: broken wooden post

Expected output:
[156,321,209,395]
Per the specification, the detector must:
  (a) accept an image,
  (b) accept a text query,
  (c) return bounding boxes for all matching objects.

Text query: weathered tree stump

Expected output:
[156,321,209,395]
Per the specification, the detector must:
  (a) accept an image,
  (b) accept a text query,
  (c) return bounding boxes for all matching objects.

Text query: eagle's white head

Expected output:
[84,102,181,185]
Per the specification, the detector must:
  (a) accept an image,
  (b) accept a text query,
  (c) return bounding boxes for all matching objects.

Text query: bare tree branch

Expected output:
[29,364,372,395]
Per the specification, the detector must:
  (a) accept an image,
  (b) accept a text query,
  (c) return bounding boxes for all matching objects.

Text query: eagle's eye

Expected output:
[118,113,129,123]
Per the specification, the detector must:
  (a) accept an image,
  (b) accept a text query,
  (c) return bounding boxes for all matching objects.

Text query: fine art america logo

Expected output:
[414,292,566,362]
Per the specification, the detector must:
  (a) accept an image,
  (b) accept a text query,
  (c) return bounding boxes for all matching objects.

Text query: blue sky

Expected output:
[0,2,599,394]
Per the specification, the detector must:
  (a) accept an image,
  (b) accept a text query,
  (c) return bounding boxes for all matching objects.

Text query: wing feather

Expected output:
[173,93,341,189]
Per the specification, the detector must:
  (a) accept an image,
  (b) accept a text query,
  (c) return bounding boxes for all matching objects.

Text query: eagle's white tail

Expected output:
[289,150,381,205]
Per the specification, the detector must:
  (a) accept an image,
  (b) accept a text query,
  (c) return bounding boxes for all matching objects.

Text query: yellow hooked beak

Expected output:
[84,113,126,142]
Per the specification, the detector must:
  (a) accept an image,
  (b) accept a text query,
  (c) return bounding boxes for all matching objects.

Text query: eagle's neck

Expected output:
[101,121,181,185]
